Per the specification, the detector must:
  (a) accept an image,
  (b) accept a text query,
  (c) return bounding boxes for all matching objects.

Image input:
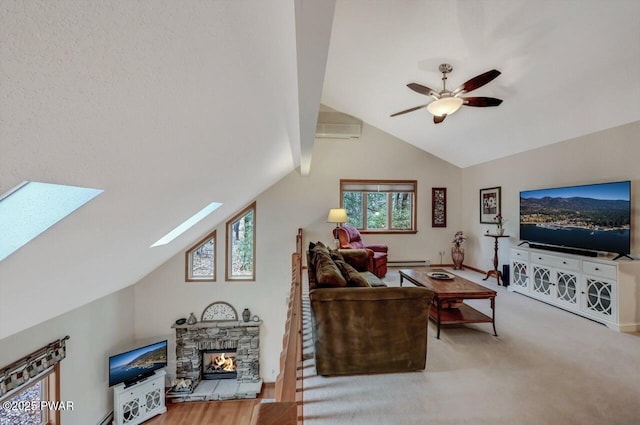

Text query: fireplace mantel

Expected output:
[171,320,262,330]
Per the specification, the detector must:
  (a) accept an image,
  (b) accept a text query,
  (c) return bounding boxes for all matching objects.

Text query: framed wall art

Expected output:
[431,187,447,227]
[480,186,501,223]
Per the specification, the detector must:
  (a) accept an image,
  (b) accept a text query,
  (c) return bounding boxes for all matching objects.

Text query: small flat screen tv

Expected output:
[108,340,167,387]
[520,181,631,257]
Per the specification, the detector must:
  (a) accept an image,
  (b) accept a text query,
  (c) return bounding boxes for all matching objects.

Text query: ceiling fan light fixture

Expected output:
[426,96,463,117]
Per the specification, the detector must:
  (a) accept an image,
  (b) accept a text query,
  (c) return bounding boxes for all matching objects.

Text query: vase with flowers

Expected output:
[494,214,505,235]
[451,231,466,270]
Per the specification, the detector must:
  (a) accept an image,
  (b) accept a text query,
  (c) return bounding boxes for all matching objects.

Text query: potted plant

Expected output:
[451,231,466,270]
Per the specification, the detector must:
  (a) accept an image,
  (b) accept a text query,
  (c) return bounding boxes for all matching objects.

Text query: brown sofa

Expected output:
[307,242,434,376]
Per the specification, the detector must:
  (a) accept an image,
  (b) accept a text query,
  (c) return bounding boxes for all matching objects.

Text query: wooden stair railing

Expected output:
[250,228,304,425]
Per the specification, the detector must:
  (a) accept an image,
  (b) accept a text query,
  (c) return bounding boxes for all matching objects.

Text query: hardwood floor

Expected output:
[145,384,275,425]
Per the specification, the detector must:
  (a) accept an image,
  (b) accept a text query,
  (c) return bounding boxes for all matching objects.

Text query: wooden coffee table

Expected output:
[399,268,497,339]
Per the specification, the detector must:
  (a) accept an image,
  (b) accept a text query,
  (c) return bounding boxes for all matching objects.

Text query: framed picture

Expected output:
[432,187,447,227]
[480,186,501,223]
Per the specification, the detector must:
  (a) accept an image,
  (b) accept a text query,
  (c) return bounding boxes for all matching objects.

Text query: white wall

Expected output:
[2,121,635,423]
[132,120,640,385]
[132,122,463,382]
[461,121,640,271]
[0,286,135,425]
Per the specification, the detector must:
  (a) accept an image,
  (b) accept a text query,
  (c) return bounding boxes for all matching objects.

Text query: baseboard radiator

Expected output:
[388,260,430,267]
[97,411,113,425]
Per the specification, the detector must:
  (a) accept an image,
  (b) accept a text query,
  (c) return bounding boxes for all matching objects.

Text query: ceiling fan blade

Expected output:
[407,83,438,97]
[453,69,501,95]
[390,104,429,117]
[434,114,447,124]
[462,97,503,107]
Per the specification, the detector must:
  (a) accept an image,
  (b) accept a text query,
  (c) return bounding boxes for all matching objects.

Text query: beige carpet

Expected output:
[301,267,640,425]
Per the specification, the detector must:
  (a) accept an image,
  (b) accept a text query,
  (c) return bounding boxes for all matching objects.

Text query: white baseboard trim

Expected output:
[388,260,429,267]
[97,411,113,425]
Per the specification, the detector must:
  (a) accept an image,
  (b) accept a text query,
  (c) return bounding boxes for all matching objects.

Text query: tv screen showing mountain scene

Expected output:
[109,340,167,387]
[520,181,631,255]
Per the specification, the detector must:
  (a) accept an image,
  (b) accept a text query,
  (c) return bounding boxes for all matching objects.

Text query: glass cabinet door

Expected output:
[584,277,613,318]
[556,271,578,306]
[532,265,552,296]
[511,261,528,289]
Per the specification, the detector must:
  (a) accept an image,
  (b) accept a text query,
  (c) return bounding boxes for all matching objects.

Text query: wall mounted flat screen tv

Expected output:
[108,340,167,387]
[520,181,631,257]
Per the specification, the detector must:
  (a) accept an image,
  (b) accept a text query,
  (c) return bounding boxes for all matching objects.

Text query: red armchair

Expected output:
[334,225,388,278]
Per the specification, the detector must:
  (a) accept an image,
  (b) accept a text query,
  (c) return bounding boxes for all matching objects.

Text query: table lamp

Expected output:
[327,208,348,248]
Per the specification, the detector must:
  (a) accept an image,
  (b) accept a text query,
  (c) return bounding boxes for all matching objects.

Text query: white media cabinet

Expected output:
[113,370,166,425]
[509,246,640,331]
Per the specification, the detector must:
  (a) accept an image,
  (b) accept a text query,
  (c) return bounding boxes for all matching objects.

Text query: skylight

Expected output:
[151,202,223,247]
[0,181,104,262]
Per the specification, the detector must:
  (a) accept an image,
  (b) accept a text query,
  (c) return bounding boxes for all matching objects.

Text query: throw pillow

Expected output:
[309,241,330,270]
[334,259,370,287]
[329,248,345,262]
[309,240,328,251]
[314,250,347,288]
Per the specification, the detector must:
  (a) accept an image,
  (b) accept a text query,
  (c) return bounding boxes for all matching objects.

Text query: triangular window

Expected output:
[185,230,216,282]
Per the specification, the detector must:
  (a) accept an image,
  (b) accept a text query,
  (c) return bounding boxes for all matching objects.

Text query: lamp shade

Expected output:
[426,96,463,117]
[327,208,348,224]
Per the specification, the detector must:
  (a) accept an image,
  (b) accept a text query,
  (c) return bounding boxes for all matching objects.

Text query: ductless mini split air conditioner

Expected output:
[315,123,362,139]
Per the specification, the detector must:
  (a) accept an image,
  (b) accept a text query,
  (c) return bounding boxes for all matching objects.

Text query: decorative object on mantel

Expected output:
[252,315,260,322]
[201,301,238,322]
[175,318,187,325]
[242,308,251,322]
[451,231,466,270]
[187,312,197,325]
[480,186,501,223]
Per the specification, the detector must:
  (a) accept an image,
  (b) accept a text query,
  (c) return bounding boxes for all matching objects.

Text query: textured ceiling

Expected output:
[0,0,335,338]
[322,0,640,167]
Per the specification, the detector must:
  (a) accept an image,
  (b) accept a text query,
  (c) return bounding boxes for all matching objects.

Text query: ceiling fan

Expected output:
[390,63,503,124]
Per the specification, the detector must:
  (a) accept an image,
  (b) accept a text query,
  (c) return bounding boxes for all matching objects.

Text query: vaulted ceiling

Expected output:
[1,0,638,338]
[323,0,640,167]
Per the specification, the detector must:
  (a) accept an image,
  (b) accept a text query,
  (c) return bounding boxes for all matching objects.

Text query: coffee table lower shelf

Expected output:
[430,302,497,338]
[430,303,492,324]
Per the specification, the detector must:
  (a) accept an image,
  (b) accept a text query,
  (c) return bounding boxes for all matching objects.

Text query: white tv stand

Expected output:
[509,246,640,332]
[113,370,166,425]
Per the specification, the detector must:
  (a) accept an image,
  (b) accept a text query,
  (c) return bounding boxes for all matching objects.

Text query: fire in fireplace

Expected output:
[202,349,237,380]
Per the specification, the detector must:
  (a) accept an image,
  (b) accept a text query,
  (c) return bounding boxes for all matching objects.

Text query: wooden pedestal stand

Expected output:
[483,234,509,285]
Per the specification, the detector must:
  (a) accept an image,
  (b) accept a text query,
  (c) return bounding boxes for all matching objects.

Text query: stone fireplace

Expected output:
[169,320,262,401]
